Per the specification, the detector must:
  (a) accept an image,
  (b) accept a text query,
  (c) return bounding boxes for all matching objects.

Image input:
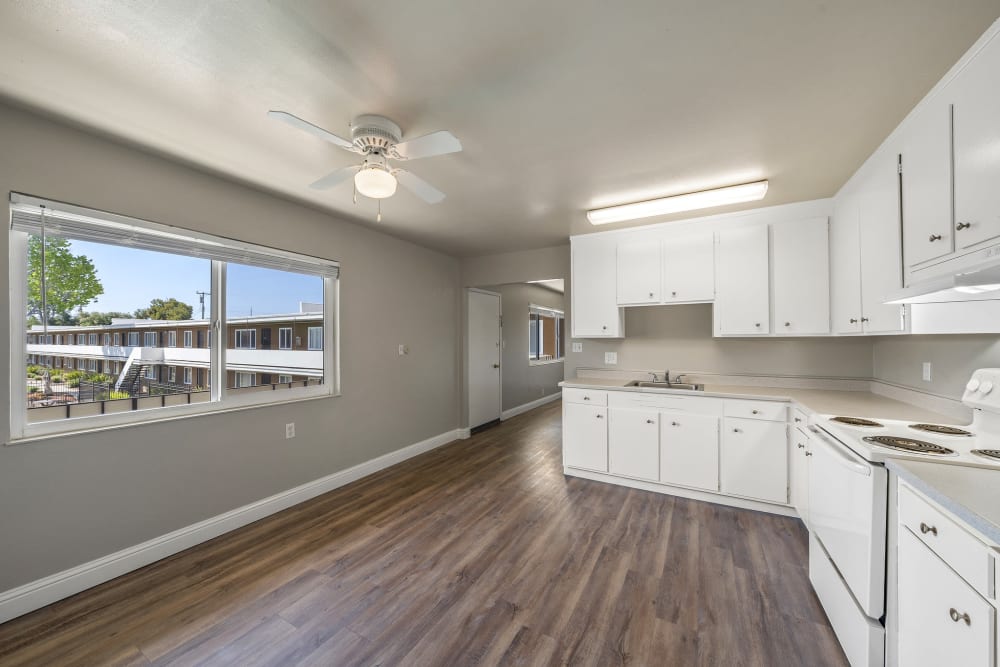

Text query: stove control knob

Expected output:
[967,378,981,393]
[981,380,994,395]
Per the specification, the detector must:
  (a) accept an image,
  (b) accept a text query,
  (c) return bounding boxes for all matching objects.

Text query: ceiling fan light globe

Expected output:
[354,167,397,199]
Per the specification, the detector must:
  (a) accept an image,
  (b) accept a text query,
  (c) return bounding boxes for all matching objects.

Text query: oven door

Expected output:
[809,427,888,619]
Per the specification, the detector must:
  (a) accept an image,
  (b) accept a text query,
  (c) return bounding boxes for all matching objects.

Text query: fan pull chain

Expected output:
[377,200,382,223]
[353,181,357,205]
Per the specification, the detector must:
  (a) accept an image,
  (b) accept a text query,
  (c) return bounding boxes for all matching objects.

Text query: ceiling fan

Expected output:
[268,110,461,218]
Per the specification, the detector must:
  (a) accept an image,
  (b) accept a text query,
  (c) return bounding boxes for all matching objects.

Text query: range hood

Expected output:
[885,249,1000,304]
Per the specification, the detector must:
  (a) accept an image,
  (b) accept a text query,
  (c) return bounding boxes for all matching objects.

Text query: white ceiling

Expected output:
[1,1,997,256]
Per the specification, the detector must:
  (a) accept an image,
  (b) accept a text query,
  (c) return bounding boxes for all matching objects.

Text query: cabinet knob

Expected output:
[602,325,607,330]
[928,234,943,242]
[596,414,603,419]
[956,222,972,231]
[754,323,761,328]
[861,317,869,323]
[671,291,677,297]
[794,417,802,423]
[805,451,813,457]
[797,443,806,449]
[649,292,654,298]
[919,522,938,536]
[849,318,858,324]
[784,322,791,327]
[583,396,590,400]
[646,419,655,424]
[751,409,760,414]
[732,428,741,433]
[671,421,679,427]
[949,608,971,625]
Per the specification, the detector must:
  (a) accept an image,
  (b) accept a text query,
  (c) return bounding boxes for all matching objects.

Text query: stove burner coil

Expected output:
[908,423,973,437]
[971,449,1000,461]
[863,435,956,456]
[830,416,884,428]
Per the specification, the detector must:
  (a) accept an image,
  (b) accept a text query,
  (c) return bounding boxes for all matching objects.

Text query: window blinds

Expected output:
[9,193,340,278]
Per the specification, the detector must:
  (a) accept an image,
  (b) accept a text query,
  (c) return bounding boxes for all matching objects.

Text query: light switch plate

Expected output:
[604,351,618,365]
[572,342,583,353]
[285,423,295,439]
[922,362,932,382]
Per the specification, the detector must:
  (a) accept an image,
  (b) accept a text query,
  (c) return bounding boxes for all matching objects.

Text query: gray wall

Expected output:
[873,334,1000,399]
[481,284,565,411]
[0,101,460,591]
[566,304,876,380]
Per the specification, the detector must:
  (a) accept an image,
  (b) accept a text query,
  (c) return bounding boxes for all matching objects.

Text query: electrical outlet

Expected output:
[398,344,409,356]
[285,422,295,439]
[604,351,618,365]
[922,362,932,382]
[572,342,583,353]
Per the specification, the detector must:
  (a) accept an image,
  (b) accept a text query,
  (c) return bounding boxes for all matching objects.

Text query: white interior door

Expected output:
[467,289,502,429]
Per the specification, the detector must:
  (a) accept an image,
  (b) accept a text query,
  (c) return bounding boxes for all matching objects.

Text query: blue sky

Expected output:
[71,240,323,318]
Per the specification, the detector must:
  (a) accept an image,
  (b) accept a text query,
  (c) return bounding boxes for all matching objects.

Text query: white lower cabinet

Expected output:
[790,427,811,526]
[897,528,995,667]
[563,402,608,472]
[721,417,788,504]
[608,408,660,481]
[660,412,719,491]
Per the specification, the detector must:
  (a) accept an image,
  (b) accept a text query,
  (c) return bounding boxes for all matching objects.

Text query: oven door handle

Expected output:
[814,428,872,477]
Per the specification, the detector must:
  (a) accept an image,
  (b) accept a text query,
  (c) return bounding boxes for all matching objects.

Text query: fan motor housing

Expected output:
[350,114,402,153]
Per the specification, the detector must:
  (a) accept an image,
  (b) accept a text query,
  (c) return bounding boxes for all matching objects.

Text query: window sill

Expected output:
[7,387,340,446]
[529,358,564,366]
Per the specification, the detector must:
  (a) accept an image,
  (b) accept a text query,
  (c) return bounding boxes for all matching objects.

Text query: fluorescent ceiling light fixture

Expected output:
[954,284,1000,295]
[587,180,769,225]
[354,166,397,199]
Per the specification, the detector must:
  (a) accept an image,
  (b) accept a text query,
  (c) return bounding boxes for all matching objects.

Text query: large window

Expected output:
[11,193,339,441]
[528,305,565,363]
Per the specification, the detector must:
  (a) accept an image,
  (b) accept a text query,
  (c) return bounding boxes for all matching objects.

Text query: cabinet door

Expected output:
[771,217,830,335]
[663,232,715,303]
[660,412,719,491]
[721,417,788,503]
[608,408,659,481]
[859,151,907,334]
[563,403,608,472]
[952,33,1000,250]
[617,236,661,305]
[897,529,995,667]
[715,226,770,335]
[830,191,864,334]
[571,236,624,337]
[790,430,810,526]
[901,96,954,265]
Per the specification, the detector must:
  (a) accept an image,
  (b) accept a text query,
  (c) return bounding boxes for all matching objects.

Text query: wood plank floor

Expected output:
[0,400,848,666]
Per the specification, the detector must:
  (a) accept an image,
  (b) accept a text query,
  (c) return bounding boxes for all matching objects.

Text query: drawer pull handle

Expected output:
[671,421,679,427]
[732,428,741,433]
[949,608,971,625]
[919,522,938,536]
[672,291,677,297]
[929,234,943,242]
[583,396,590,401]
[794,417,802,423]
[646,419,655,424]
[596,414,603,419]
[956,222,971,231]
[805,451,813,457]
[751,409,760,414]
[850,318,858,324]
[797,443,806,449]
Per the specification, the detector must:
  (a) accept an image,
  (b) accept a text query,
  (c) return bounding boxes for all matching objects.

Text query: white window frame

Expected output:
[168,366,176,383]
[183,330,193,348]
[127,332,139,347]
[307,326,323,351]
[143,332,157,348]
[8,193,340,442]
[234,329,256,350]
[76,334,85,345]
[87,359,97,372]
[167,331,177,347]
[234,372,256,388]
[278,327,293,350]
[528,305,565,366]
[102,333,110,345]
[183,367,192,385]
[144,366,157,380]
[278,374,293,384]
[88,333,98,345]
[55,335,62,345]
[113,332,120,346]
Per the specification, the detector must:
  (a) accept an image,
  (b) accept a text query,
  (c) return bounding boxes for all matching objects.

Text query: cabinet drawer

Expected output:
[899,483,994,597]
[724,399,787,422]
[563,388,608,406]
[609,391,723,415]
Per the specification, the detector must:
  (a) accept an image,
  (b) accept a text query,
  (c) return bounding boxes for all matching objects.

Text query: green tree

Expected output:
[27,236,103,324]
[78,311,132,326]
[134,298,193,320]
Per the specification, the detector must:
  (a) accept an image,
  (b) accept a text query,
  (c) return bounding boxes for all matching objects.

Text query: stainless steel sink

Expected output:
[626,380,705,391]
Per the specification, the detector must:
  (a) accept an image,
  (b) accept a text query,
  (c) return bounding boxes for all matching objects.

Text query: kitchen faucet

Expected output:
[648,370,671,383]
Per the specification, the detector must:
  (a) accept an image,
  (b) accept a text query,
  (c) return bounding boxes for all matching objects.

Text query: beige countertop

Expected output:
[559,378,961,424]
[887,459,1000,545]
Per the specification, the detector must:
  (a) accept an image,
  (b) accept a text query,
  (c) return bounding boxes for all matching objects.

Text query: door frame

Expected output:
[466,287,502,429]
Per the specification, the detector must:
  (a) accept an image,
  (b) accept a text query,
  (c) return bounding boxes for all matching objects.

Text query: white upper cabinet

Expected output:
[952,32,1000,250]
[830,191,864,334]
[715,225,770,336]
[616,234,661,305]
[858,152,906,333]
[771,217,830,335]
[571,236,624,338]
[662,232,715,303]
[902,96,954,266]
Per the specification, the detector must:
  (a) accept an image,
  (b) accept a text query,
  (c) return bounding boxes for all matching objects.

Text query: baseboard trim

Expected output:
[501,393,561,420]
[0,428,462,625]
[564,467,798,518]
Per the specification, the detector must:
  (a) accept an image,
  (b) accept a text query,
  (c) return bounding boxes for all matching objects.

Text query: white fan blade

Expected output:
[309,165,361,190]
[395,169,446,204]
[393,130,462,160]
[268,110,359,151]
